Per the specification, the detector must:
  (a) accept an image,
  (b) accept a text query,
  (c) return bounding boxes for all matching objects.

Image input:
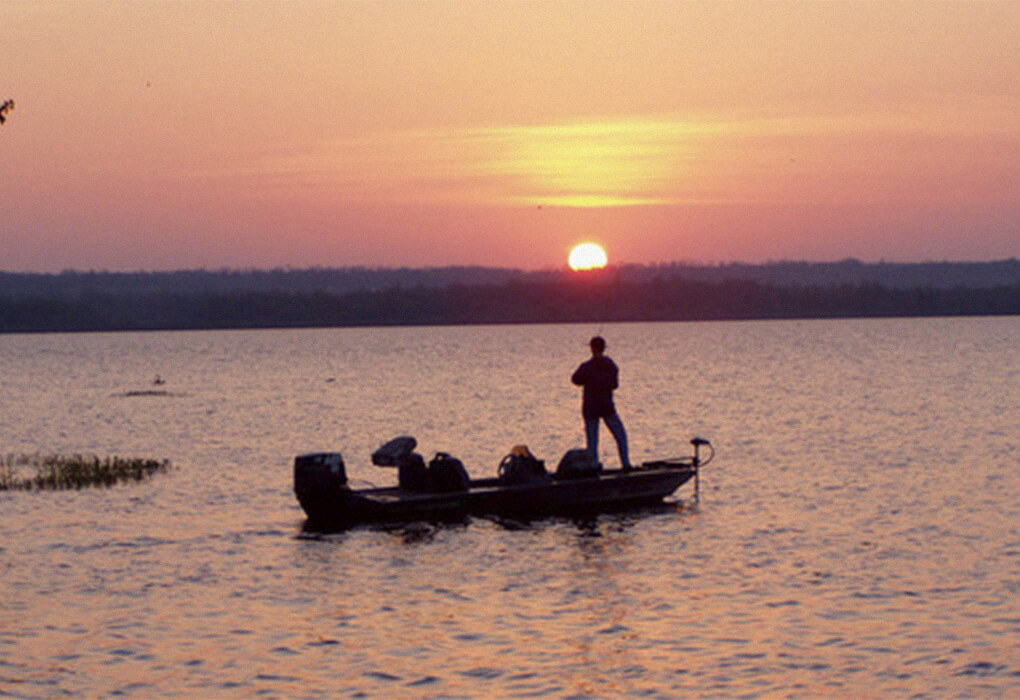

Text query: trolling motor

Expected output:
[641,437,714,500]
[690,437,714,501]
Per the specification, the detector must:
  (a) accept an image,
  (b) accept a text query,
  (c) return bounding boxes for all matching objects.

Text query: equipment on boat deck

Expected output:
[294,435,713,529]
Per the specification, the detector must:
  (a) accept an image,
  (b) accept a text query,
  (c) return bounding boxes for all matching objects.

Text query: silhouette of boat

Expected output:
[294,436,712,529]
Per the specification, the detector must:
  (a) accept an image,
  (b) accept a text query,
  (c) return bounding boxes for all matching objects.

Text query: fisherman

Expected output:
[571,336,631,470]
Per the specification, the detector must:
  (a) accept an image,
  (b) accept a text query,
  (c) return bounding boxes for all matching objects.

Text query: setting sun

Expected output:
[568,242,608,271]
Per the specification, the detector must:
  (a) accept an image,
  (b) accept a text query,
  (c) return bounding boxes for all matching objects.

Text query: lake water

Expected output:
[1,317,1017,697]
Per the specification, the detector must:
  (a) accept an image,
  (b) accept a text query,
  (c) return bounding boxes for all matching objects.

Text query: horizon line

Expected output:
[3,257,1019,277]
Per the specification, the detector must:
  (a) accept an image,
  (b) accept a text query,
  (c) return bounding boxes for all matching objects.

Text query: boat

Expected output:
[294,435,713,529]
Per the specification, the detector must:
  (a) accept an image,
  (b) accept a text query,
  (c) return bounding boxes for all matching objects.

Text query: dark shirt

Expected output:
[571,355,619,419]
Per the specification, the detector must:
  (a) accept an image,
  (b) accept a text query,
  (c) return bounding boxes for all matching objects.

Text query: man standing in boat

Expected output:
[571,336,632,470]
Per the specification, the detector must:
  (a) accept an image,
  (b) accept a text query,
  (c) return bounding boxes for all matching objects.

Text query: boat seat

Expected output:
[398,453,430,492]
[555,448,603,479]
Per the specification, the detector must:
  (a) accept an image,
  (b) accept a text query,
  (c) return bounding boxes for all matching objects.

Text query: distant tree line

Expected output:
[1,271,1017,334]
[0,266,529,300]
[2,259,1018,302]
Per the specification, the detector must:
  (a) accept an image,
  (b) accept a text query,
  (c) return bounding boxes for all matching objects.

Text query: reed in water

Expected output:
[0,453,170,491]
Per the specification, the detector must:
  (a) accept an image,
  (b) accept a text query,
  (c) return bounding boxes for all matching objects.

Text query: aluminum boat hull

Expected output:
[295,458,697,529]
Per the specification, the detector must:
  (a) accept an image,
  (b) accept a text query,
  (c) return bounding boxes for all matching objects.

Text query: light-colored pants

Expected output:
[585,413,630,468]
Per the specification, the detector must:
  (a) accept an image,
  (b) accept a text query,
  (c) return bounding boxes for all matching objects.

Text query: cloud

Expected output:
[233,117,732,208]
[222,98,1019,210]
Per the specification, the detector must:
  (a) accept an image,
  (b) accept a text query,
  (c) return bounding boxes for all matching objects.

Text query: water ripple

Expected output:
[1,319,1017,697]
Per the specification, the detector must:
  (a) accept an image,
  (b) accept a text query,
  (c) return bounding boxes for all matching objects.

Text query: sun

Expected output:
[568,242,608,271]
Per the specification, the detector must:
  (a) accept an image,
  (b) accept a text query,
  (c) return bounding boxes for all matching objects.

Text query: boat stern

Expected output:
[294,452,349,522]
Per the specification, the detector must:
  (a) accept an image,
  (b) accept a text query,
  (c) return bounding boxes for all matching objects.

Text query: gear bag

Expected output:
[498,445,549,485]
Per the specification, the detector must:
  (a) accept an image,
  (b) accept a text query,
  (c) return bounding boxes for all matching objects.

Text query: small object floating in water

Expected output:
[294,435,713,529]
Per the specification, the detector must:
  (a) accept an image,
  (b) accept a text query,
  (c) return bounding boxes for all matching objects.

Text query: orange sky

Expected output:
[1,1,1018,272]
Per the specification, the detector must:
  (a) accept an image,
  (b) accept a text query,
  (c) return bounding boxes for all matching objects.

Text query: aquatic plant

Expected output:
[0,453,171,491]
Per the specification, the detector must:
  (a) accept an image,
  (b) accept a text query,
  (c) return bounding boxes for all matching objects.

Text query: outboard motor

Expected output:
[293,452,348,518]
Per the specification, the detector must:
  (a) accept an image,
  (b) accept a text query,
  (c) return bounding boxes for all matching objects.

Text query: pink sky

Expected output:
[1,1,1018,272]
